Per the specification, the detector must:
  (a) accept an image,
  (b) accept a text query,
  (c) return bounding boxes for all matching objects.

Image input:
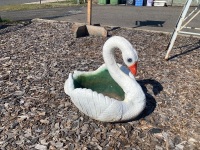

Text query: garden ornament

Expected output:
[64,36,146,122]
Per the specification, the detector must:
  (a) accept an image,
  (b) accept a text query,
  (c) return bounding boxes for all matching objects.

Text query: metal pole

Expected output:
[179,31,200,36]
[180,10,200,30]
[184,7,198,21]
[87,0,92,25]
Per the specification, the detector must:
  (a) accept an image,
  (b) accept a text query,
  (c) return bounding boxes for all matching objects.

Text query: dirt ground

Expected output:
[0,20,199,150]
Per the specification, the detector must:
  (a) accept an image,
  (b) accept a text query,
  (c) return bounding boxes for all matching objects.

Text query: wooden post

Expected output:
[87,0,92,25]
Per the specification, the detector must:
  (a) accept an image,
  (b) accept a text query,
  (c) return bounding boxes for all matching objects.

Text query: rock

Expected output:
[35,144,47,150]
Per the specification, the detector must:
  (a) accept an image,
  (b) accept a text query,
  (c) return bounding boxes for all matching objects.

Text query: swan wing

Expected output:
[71,88,123,122]
[64,73,123,122]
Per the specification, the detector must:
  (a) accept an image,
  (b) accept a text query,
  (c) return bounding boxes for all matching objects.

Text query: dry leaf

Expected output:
[40,119,49,124]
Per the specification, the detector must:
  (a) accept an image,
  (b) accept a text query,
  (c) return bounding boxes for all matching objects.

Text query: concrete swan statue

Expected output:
[64,36,146,122]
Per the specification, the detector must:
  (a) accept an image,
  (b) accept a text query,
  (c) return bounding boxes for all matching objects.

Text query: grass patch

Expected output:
[0,17,12,23]
[0,0,86,12]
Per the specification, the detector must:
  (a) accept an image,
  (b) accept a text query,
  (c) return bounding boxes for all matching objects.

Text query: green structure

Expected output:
[110,0,119,5]
[98,0,108,4]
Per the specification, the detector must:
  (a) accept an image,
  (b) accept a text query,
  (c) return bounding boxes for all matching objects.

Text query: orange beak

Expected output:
[129,62,138,76]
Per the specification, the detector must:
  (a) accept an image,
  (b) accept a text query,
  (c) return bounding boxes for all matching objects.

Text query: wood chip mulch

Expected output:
[0,20,199,150]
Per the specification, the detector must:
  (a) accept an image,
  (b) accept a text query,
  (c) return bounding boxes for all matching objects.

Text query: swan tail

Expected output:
[64,73,74,95]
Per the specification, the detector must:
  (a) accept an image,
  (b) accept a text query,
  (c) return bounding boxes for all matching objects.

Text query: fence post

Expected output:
[87,0,92,25]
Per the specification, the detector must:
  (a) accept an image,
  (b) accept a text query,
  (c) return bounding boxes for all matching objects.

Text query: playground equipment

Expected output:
[165,0,200,60]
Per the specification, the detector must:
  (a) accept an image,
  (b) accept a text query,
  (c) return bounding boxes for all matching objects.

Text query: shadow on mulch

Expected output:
[113,79,163,124]
[167,41,200,60]
[0,21,31,35]
[0,24,11,30]
[136,79,163,119]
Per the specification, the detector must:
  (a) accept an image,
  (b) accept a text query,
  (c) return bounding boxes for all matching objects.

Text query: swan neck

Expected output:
[103,42,131,91]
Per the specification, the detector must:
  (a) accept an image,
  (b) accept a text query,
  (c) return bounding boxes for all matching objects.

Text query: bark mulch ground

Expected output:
[0,20,199,150]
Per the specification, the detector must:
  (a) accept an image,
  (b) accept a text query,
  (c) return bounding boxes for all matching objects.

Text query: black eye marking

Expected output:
[127,58,132,63]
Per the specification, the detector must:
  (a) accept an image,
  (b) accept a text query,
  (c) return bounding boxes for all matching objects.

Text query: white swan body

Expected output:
[64,36,146,122]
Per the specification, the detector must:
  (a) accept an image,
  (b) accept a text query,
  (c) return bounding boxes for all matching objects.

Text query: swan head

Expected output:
[103,36,138,76]
[122,49,138,76]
